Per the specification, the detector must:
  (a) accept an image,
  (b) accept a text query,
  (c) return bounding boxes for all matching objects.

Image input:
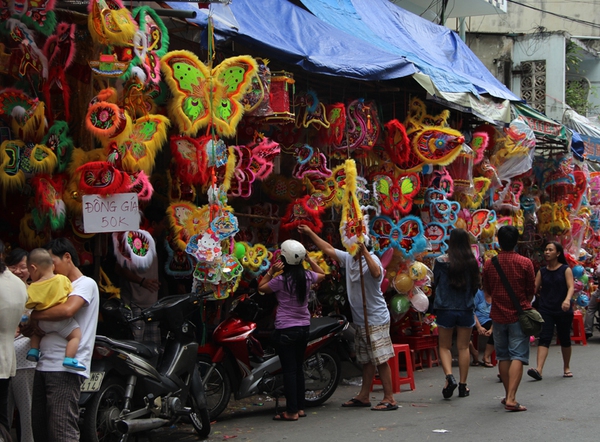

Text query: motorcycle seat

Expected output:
[96,336,159,360]
[308,317,343,341]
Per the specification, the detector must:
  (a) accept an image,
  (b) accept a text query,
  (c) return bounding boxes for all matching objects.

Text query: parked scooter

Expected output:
[79,293,212,442]
[197,293,349,419]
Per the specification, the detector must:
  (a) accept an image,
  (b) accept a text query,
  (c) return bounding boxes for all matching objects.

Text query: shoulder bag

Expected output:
[491,256,544,337]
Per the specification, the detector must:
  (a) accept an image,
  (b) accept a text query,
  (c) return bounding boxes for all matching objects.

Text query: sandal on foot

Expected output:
[442,374,457,399]
[501,398,506,405]
[481,360,494,368]
[371,402,398,411]
[563,371,573,378]
[298,411,307,418]
[470,361,482,366]
[342,398,371,408]
[273,412,298,421]
[527,368,542,381]
[458,383,470,397]
[505,403,527,412]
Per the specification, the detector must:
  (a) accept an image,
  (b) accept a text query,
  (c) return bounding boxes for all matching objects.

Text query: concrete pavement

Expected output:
[152,338,599,441]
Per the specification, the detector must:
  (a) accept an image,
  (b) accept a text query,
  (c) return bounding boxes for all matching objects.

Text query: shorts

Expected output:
[38,318,79,340]
[436,309,475,329]
[354,322,394,366]
[492,321,530,364]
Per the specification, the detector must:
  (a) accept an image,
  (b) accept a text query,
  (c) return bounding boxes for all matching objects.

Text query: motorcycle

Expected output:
[197,293,350,419]
[79,292,212,442]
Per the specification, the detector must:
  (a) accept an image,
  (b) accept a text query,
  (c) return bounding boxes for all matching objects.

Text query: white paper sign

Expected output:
[82,193,140,233]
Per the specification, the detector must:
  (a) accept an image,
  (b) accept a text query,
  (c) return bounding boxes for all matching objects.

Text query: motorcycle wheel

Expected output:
[197,355,231,419]
[304,348,341,407]
[188,368,211,439]
[81,377,126,442]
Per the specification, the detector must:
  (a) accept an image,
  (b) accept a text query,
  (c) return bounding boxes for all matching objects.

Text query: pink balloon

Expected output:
[380,248,394,268]
[381,278,390,293]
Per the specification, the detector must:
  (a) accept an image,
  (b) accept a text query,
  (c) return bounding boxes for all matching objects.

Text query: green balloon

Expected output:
[580,273,589,285]
[234,242,246,260]
[391,295,411,315]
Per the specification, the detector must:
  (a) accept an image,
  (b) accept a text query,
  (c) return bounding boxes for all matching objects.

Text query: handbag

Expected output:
[492,256,544,337]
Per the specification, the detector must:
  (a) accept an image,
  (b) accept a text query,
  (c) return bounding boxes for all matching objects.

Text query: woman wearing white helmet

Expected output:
[258,239,325,421]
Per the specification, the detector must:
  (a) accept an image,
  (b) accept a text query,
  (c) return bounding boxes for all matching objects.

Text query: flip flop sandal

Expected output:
[482,361,495,368]
[527,368,542,381]
[342,398,372,408]
[505,403,527,412]
[563,371,573,378]
[273,412,298,421]
[371,402,399,411]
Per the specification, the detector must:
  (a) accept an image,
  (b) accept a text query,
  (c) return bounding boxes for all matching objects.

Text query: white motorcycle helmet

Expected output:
[280,240,306,265]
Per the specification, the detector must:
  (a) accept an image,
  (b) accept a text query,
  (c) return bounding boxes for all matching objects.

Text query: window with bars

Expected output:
[520,60,546,113]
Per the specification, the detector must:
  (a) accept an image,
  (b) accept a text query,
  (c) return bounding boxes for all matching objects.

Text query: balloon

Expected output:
[380,278,390,293]
[380,248,394,268]
[574,280,584,292]
[410,290,429,313]
[572,265,584,279]
[391,295,411,315]
[408,261,428,280]
[580,273,589,285]
[577,294,590,307]
[393,272,414,294]
[234,242,246,260]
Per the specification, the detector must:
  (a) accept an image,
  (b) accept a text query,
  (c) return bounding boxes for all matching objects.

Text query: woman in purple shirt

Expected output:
[258,240,325,421]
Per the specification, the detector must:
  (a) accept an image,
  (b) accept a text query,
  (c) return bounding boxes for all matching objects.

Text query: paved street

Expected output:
[152,337,600,442]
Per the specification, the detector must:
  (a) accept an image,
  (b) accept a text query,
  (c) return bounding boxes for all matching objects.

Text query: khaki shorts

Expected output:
[354,322,394,366]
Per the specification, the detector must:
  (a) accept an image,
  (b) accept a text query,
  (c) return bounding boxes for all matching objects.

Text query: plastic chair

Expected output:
[371,343,415,393]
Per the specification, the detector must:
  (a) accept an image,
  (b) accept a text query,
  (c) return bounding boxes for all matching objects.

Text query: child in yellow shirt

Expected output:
[24,248,86,371]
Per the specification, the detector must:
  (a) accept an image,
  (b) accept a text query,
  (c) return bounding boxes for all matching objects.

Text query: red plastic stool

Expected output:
[570,310,587,345]
[371,343,415,393]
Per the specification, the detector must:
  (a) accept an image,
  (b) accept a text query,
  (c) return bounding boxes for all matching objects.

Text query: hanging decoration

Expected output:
[160,50,258,137]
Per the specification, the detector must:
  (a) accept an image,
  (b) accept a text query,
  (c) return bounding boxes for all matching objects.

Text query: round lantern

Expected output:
[408,261,428,280]
[391,295,411,315]
[393,272,414,294]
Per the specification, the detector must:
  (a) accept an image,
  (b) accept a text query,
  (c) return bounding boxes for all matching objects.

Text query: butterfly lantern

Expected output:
[372,172,420,221]
[161,50,258,137]
[370,215,427,259]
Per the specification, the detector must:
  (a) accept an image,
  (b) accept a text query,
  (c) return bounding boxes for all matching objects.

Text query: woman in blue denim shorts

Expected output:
[433,229,480,399]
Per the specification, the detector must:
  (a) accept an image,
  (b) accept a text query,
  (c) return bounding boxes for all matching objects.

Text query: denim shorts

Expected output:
[492,321,530,364]
[436,309,475,328]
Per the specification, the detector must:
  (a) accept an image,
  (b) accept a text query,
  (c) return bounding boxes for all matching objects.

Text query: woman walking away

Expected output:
[528,242,574,381]
[433,228,480,399]
[258,240,325,421]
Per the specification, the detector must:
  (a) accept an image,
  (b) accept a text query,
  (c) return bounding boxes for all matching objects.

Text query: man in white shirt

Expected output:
[298,225,398,411]
[26,238,99,442]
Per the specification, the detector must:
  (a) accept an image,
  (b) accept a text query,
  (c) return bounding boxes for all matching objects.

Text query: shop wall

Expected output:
[458,1,600,37]
[465,33,513,87]
[512,32,567,121]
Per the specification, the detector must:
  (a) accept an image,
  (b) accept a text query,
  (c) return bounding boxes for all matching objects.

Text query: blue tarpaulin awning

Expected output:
[167,0,519,102]
[298,0,520,101]
[167,0,416,81]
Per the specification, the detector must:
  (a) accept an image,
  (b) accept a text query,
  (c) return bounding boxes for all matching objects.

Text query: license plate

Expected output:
[81,372,104,392]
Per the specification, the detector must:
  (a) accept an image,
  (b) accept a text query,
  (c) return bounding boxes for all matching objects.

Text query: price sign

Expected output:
[82,193,140,233]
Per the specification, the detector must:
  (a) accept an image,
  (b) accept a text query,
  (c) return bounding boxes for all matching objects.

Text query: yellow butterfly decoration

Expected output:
[160,50,258,137]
